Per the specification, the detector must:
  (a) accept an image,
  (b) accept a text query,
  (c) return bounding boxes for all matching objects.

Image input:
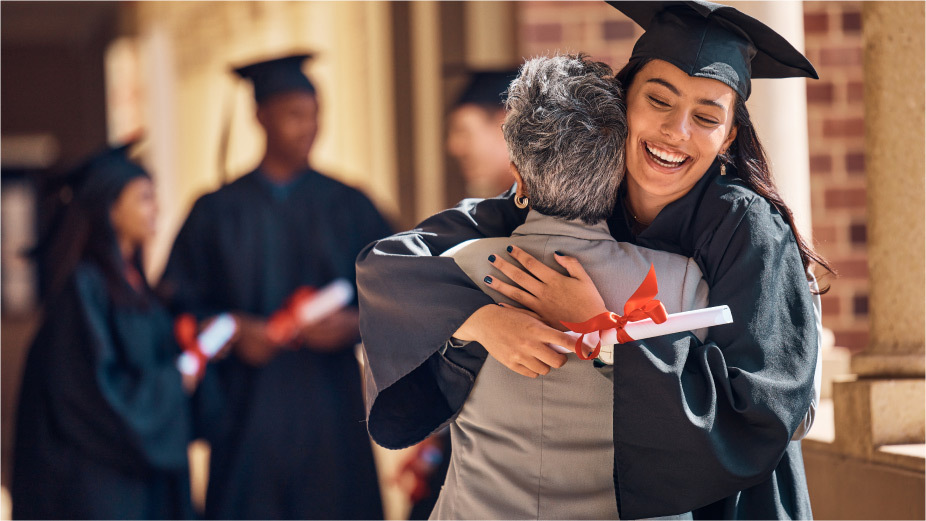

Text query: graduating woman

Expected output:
[11,145,195,520]
[358,1,830,519]
[432,53,714,520]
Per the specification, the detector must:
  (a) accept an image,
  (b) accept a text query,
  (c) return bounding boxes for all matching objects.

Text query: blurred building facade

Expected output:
[1,2,923,520]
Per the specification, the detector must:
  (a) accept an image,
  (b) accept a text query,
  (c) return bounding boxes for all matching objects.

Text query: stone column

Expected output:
[832,0,925,456]
[735,1,814,239]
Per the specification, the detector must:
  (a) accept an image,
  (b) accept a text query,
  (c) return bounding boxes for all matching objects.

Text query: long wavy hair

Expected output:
[616,58,835,287]
[34,154,151,307]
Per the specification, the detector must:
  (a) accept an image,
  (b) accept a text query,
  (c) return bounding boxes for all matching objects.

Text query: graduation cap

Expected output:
[608,1,818,99]
[62,142,149,207]
[453,69,520,109]
[233,53,316,104]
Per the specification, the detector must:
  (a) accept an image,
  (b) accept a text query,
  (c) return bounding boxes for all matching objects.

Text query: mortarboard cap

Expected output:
[454,69,520,109]
[66,142,149,206]
[233,53,316,104]
[608,1,818,99]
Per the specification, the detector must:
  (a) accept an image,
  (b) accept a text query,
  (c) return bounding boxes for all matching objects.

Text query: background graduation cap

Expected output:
[233,53,317,104]
[55,141,148,208]
[453,69,521,110]
[608,0,818,100]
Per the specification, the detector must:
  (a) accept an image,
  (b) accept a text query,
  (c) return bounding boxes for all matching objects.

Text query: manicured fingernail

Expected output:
[554,250,564,256]
[484,276,493,284]
[506,245,513,253]
[488,254,496,262]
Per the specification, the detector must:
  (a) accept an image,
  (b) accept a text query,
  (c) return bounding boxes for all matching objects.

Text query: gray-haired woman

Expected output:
[428,53,706,520]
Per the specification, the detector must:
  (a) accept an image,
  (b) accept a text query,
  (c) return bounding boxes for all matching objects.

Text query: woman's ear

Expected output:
[509,162,526,198]
[722,125,738,154]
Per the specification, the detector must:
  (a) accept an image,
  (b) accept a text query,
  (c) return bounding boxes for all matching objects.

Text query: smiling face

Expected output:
[624,59,738,213]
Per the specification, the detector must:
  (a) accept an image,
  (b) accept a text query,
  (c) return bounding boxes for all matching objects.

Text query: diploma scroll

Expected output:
[176,313,238,377]
[266,278,355,345]
[552,305,733,365]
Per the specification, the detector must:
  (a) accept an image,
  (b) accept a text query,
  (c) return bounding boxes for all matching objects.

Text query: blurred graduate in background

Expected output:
[446,69,519,198]
[12,144,196,520]
[157,54,390,519]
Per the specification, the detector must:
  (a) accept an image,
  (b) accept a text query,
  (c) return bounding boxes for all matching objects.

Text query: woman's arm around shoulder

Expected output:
[357,191,528,449]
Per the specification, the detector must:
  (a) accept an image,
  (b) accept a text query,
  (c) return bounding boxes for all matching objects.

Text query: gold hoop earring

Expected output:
[515,195,529,209]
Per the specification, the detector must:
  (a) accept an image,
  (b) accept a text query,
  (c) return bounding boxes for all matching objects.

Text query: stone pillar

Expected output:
[832,0,925,456]
[735,1,814,240]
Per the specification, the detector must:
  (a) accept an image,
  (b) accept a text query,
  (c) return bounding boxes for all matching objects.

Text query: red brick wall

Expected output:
[803,1,867,352]
[516,1,869,352]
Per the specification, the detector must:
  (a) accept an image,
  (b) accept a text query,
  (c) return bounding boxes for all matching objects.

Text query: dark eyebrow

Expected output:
[645,78,679,95]
[645,77,729,111]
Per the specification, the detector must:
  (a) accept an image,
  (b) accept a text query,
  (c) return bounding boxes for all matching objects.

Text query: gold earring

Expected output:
[515,195,529,209]
[720,163,727,176]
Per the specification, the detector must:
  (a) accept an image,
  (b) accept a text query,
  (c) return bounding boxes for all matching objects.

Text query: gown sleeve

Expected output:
[357,189,527,449]
[610,198,818,519]
[58,266,192,472]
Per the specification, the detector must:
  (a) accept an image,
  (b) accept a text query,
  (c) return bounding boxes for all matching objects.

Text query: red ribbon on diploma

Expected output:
[561,264,669,360]
[175,314,209,380]
[266,286,317,345]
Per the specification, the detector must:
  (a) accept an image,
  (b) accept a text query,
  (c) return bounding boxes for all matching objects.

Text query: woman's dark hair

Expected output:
[616,58,835,287]
[35,154,151,307]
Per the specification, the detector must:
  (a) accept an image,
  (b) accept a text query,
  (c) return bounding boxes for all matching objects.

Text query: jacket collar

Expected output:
[511,210,613,243]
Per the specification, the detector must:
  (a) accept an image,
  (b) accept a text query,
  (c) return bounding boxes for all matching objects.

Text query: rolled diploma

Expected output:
[295,278,355,325]
[549,306,733,361]
[177,313,238,376]
[602,305,732,344]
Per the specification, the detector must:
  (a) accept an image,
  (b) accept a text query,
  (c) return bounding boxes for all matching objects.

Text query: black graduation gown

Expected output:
[357,163,816,520]
[158,169,390,520]
[12,262,194,520]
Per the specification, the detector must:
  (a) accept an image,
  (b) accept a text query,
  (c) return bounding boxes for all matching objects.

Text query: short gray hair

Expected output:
[503,53,626,224]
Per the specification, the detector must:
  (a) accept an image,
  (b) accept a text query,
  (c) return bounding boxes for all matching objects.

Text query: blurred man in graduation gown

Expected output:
[13,145,195,520]
[158,54,390,520]
[446,70,519,198]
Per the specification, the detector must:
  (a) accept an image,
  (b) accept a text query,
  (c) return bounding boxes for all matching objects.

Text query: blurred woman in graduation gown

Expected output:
[358,2,830,519]
[12,145,195,520]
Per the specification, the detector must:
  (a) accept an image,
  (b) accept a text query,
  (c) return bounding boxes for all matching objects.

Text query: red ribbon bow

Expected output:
[561,264,668,360]
[175,313,209,380]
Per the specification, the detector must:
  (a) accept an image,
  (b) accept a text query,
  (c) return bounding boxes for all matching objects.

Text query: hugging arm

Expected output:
[357,190,529,449]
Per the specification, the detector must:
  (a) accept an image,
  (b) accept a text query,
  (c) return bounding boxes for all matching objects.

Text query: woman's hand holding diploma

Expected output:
[453,304,570,378]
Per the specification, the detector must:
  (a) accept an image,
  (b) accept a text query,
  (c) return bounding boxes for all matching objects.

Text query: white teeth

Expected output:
[646,142,687,164]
